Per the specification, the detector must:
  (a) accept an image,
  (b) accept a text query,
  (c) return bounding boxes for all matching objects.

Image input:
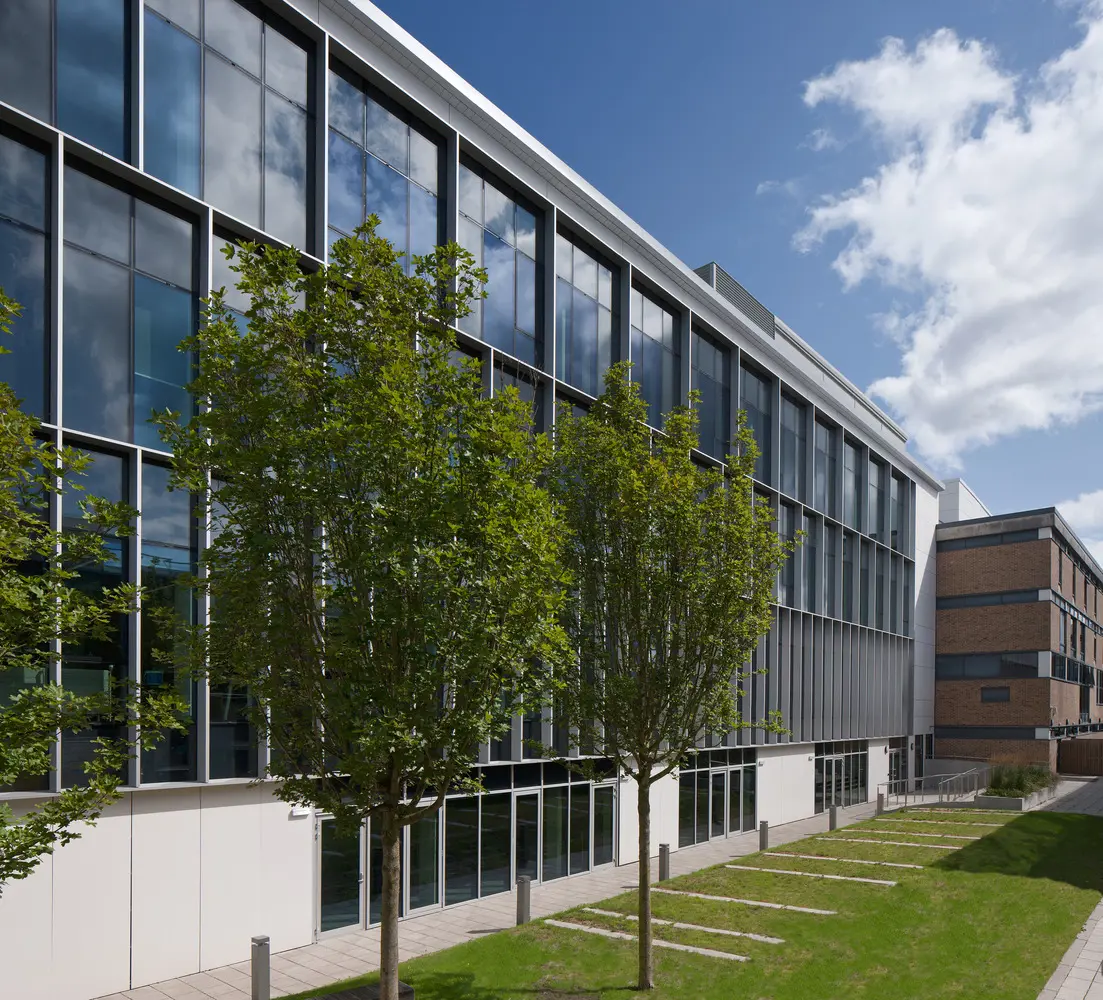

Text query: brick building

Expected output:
[935,485,1103,768]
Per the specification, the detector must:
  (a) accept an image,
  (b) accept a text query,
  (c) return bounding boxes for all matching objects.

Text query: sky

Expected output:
[373,0,1103,558]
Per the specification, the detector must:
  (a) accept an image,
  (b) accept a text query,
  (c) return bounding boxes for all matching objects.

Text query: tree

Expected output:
[158,225,567,1000]
[548,364,791,990]
[0,290,181,891]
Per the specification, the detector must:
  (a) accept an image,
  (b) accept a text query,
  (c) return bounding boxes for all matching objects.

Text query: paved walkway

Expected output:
[98,801,878,1000]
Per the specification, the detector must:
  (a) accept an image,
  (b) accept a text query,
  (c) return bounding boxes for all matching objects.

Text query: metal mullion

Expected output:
[129,453,143,787]
[314,31,329,258]
[196,205,213,783]
[132,0,144,170]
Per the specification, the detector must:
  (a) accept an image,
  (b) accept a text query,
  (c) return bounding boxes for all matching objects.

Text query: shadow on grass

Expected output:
[294,970,636,1000]
[933,811,1103,889]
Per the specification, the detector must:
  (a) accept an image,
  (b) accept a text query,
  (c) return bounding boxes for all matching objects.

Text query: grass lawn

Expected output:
[286,808,1103,1000]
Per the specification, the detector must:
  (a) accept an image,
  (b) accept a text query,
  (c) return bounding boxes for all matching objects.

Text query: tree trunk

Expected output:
[379,806,402,1000]
[637,775,653,990]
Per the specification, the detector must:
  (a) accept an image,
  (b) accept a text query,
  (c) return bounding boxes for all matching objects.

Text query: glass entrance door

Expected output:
[318,818,363,934]
[710,771,726,838]
[515,792,540,884]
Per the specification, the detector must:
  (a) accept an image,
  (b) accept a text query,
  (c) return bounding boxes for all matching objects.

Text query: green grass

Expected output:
[285,809,1103,1000]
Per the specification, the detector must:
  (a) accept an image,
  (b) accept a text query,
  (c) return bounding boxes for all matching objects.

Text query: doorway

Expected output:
[318,818,363,935]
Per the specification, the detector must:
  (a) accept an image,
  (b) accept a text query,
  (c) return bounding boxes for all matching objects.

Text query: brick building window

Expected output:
[980,687,1010,703]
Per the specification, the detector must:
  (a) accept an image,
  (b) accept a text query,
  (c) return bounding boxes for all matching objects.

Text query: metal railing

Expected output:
[876,767,989,809]
[937,765,989,803]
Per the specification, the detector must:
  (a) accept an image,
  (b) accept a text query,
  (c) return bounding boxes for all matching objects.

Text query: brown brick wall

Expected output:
[937,540,1054,597]
[1052,680,1082,727]
[936,603,1051,654]
[935,737,1055,768]
[935,679,1051,726]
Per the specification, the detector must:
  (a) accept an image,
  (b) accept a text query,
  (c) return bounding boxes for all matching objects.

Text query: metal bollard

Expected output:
[877,792,884,815]
[759,820,768,851]
[516,875,531,926]
[829,805,838,831]
[658,843,670,882]
[251,935,270,1000]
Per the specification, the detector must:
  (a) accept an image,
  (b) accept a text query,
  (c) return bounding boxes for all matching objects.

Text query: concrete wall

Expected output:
[913,480,940,740]
[756,744,815,826]
[0,784,315,1000]
[939,479,990,523]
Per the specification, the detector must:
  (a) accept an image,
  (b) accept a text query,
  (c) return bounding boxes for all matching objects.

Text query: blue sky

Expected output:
[373,0,1103,549]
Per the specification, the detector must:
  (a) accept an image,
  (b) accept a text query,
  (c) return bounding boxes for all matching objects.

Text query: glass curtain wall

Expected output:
[630,287,679,430]
[779,394,806,500]
[555,234,615,398]
[144,0,313,248]
[62,167,196,449]
[327,67,440,266]
[458,164,538,365]
[813,419,837,517]
[842,532,856,622]
[868,458,885,541]
[677,750,757,847]
[691,328,730,462]
[740,364,771,483]
[814,741,868,813]
[802,513,818,612]
[779,504,796,606]
[0,131,49,418]
[842,440,861,530]
[824,524,838,617]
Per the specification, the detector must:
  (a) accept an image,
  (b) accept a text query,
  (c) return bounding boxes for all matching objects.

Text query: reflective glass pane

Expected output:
[0,134,47,230]
[328,70,363,144]
[695,770,709,843]
[264,27,307,106]
[144,12,201,196]
[212,239,250,314]
[482,231,514,352]
[264,95,308,248]
[458,166,481,222]
[515,793,539,882]
[319,820,361,932]
[204,0,262,78]
[65,167,130,264]
[597,307,612,391]
[134,276,193,448]
[555,234,571,281]
[135,201,193,289]
[63,249,131,440]
[593,786,614,866]
[327,131,363,236]
[0,224,48,417]
[569,785,590,874]
[367,823,404,924]
[598,266,612,309]
[710,772,725,837]
[409,130,438,195]
[515,206,536,258]
[742,766,756,831]
[445,796,478,904]
[542,786,568,881]
[479,794,511,896]
[57,0,128,159]
[574,248,598,300]
[571,287,598,397]
[0,0,52,123]
[728,769,742,833]
[409,185,438,262]
[484,184,514,246]
[204,55,262,228]
[209,682,257,778]
[409,812,439,909]
[365,97,408,175]
[365,153,407,254]
[146,0,200,36]
[516,252,536,339]
[678,772,694,848]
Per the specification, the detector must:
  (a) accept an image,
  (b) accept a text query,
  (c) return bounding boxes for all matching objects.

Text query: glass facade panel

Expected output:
[264,95,308,250]
[691,329,729,461]
[444,796,479,904]
[569,785,590,874]
[780,395,806,500]
[843,532,856,622]
[204,54,263,229]
[859,540,871,626]
[695,770,708,844]
[319,819,360,932]
[876,548,887,631]
[0,133,49,418]
[593,786,614,866]
[409,811,439,910]
[802,513,818,612]
[741,365,771,482]
[144,9,202,196]
[555,234,615,397]
[779,503,796,606]
[813,419,837,516]
[0,1,52,124]
[868,459,885,541]
[542,785,568,881]
[824,524,837,617]
[843,440,861,530]
[741,765,756,832]
[678,771,695,847]
[630,287,679,429]
[479,793,511,896]
[892,474,907,552]
[209,682,256,778]
[515,793,539,882]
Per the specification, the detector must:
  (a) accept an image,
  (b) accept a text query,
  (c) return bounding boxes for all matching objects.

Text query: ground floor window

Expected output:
[677,748,757,848]
[814,740,868,814]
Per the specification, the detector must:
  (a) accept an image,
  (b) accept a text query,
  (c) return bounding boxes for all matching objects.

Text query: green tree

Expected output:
[0,290,181,892]
[157,226,567,1000]
[549,364,791,990]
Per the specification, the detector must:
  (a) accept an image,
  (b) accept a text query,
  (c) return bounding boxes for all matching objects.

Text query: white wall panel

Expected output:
[756,744,814,826]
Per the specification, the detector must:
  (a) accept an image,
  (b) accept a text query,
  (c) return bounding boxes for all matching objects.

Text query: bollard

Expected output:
[658,843,670,882]
[759,819,768,851]
[251,935,270,1000]
[876,792,884,815]
[829,805,838,831]
[516,875,531,926]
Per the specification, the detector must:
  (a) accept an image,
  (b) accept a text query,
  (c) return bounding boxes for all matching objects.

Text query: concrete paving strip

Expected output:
[652,887,837,915]
[725,864,896,886]
[876,817,1003,828]
[580,908,785,944]
[764,852,924,870]
[544,919,750,962]
[853,828,980,840]
[818,837,960,850]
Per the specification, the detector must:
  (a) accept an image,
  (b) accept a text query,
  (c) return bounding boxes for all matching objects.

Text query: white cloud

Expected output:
[804,127,843,152]
[796,9,1103,466]
[756,178,801,197]
[1059,487,1103,564]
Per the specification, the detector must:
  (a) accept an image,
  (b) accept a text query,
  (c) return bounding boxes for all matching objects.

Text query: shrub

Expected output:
[986,764,1056,798]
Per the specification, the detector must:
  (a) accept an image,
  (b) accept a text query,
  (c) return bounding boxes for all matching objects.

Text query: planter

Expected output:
[974,785,1058,812]
[327,982,415,999]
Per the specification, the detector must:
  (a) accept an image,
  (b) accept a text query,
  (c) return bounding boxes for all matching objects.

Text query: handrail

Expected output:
[936,766,989,804]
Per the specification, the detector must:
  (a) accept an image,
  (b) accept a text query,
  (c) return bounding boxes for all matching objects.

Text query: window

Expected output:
[903,562,912,636]
[891,555,901,633]
[459,165,539,365]
[328,67,440,270]
[813,419,838,517]
[740,364,771,483]
[0,131,49,418]
[843,440,861,530]
[493,363,544,431]
[891,473,907,551]
[691,328,729,461]
[62,167,196,448]
[779,395,806,500]
[868,458,885,541]
[980,687,1010,703]
[843,532,856,622]
[859,540,871,626]
[556,234,616,398]
[778,503,796,606]
[876,548,887,630]
[0,0,129,160]
[1060,610,1068,654]
[936,653,1038,679]
[802,514,818,612]
[824,524,838,618]
[144,0,313,247]
[630,288,679,429]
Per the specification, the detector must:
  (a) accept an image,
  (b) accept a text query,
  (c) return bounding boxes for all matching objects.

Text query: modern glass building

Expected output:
[0,2,940,997]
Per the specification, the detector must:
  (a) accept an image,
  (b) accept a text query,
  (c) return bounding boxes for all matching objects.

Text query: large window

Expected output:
[0,0,129,160]
[876,548,887,631]
[891,473,907,552]
[843,440,861,530]
[868,458,885,541]
[824,524,838,618]
[859,540,871,626]
[63,167,195,448]
[779,394,806,500]
[677,750,757,847]
[328,67,440,268]
[778,503,796,606]
[803,513,818,612]
[813,419,838,517]
[630,288,679,429]
[144,0,313,248]
[691,329,730,461]
[0,131,49,418]
[842,532,856,622]
[740,364,772,483]
[459,165,539,365]
[140,462,198,783]
[555,234,615,398]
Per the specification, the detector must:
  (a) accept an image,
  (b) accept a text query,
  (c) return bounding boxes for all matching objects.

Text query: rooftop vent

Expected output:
[694,262,775,338]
